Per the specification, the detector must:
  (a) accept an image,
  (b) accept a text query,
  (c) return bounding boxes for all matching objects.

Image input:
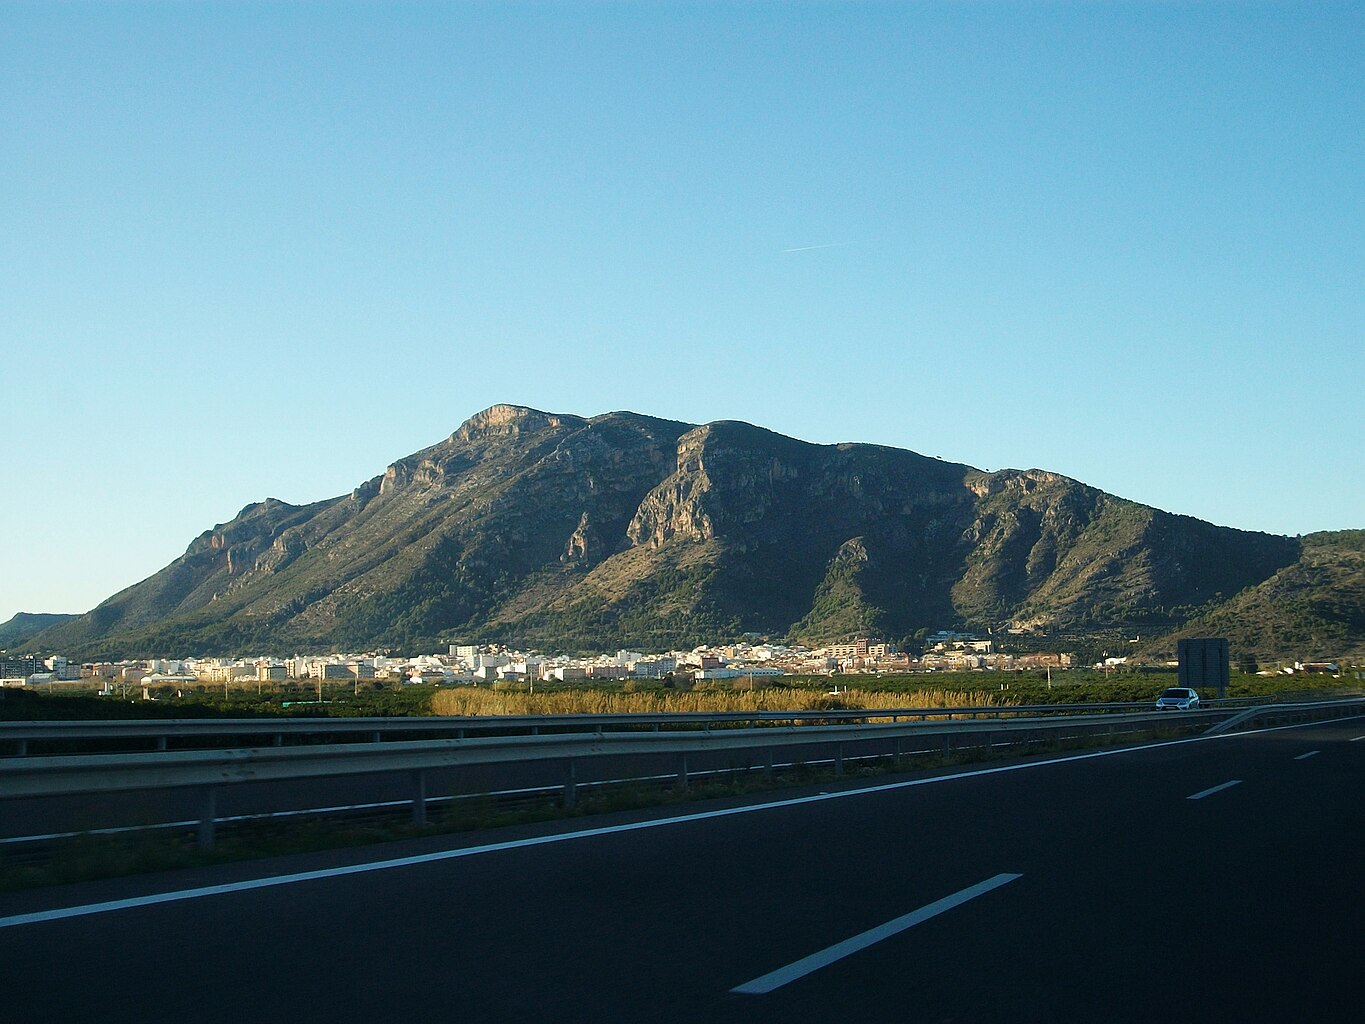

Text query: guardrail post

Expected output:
[834,743,844,776]
[156,736,167,752]
[197,788,217,851]
[412,770,428,826]
[563,759,577,809]
[942,734,952,759]
[893,736,902,769]
[677,753,689,791]
[15,739,26,756]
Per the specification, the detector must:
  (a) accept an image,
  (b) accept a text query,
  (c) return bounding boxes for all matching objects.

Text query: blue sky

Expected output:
[2,1,1361,624]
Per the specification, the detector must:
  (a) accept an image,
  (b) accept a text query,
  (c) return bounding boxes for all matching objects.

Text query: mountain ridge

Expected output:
[0,612,80,648]
[20,404,1357,662]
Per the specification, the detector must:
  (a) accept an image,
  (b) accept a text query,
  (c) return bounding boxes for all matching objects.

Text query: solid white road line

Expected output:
[730,873,1023,995]
[1294,750,1321,760]
[1351,735,1365,742]
[2,714,1357,931]
[1187,780,1242,800]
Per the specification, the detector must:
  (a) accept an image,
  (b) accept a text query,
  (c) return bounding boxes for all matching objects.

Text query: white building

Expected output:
[631,657,677,678]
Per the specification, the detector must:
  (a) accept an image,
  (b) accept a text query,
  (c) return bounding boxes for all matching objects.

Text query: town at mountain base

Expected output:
[15,405,1364,662]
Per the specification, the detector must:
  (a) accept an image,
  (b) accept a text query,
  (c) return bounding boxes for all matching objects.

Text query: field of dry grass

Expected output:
[430,685,1009,717]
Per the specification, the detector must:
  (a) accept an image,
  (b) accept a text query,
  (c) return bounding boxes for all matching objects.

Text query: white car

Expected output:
[1155,687,1200,710]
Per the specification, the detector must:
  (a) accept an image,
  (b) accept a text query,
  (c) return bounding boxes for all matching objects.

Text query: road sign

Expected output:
[1178,638,1230,698]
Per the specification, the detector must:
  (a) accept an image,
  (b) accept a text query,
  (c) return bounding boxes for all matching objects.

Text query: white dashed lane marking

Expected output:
[1188,780,1242,800]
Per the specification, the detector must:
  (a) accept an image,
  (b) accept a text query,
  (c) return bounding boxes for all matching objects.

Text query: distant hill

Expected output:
[1142,530,1365,665]
[0,612,79,648]
[25,404,1352,662]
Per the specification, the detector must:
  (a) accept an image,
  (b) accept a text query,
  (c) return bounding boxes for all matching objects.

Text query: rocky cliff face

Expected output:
[28,405,1314,658]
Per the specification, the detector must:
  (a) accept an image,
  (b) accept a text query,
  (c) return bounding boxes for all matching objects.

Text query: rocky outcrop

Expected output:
[627,427,719,548]
[562,512,600,563]
[454,404,582,443]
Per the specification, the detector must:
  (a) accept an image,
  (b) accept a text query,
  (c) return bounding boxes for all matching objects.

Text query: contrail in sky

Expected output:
[780,242,853,253]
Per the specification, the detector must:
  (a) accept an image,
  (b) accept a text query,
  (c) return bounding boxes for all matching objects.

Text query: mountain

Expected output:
[23,404,1349,661]
[0,612,79,648]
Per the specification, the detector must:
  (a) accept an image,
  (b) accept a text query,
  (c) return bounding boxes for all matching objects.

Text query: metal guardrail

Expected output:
[0,707,1228,849]
[0,698,1262,756]
[0,711,1189,798]
[1201,697,1365,736]
[3,696,1358,851]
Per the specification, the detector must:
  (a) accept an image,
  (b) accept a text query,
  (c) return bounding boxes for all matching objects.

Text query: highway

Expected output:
[2,716,1360,1023]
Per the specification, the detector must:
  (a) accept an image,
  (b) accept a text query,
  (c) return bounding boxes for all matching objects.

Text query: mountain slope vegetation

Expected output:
[1145,531,1365,663]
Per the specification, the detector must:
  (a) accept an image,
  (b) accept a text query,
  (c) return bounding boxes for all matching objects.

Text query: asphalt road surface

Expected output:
[2,716,1361,1023]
